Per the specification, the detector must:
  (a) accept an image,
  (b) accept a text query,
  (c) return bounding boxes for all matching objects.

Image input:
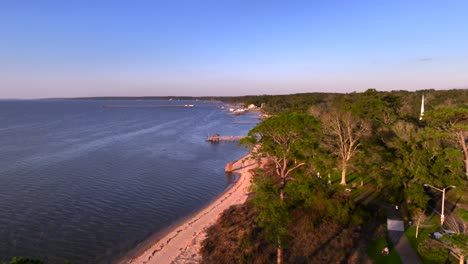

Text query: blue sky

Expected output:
[1,0,467,98]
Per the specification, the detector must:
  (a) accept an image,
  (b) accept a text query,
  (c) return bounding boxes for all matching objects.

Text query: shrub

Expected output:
[417,239,450,264]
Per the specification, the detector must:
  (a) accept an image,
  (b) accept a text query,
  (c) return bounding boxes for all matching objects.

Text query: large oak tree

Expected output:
[312,108,370,185]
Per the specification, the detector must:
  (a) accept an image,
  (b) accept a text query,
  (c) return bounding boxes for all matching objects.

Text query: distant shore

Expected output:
[122,152,258,264]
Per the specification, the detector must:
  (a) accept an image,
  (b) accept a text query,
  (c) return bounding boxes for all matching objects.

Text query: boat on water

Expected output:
[232,109,247,115]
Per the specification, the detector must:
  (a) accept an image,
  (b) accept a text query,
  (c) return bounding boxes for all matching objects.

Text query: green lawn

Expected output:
[446,185,468,206]
[404,214,438,250]
[455,208,468,222]
[366,237,401,264]
[404,214,458,264]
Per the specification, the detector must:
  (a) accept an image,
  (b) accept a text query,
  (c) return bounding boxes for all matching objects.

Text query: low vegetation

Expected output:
[1,258,72,264]
[1,258,44,264]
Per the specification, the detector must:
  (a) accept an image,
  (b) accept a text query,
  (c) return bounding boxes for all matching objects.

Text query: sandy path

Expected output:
[126,153,257,264]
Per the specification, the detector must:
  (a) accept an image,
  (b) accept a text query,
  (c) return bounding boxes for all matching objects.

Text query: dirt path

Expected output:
[384,204,422,264]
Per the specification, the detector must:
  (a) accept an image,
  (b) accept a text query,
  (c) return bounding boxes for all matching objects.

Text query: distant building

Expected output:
[247,104,257,109]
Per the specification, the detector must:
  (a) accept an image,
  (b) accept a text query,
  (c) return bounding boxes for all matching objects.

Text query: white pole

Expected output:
[419,94,425,120]
[423,184,455,226]
[441,188,445,225]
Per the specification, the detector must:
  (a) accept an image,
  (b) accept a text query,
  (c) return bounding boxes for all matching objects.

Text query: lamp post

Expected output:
[423,184,456,225]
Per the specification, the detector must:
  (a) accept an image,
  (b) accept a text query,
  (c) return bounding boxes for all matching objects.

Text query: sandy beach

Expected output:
[125,153,258,264]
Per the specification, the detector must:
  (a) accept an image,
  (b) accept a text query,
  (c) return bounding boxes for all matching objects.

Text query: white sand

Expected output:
[126,153,257,264]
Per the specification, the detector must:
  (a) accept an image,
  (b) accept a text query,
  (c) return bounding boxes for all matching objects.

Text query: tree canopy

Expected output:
[203,89,468,263]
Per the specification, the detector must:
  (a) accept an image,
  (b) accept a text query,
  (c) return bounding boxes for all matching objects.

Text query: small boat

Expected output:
[232,109,246,115]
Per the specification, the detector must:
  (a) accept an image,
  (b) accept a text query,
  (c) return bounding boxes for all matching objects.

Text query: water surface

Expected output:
[0,100,257,263]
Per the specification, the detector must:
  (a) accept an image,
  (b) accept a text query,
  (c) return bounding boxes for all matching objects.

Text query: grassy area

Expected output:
[404,214,459,264]
[446,185,468,207]
[329,171,373,186]
[329,172,375,196]
[404,185,467,264]
[455,208,468,222]
[366,237,401,264]
[405,214,438,249]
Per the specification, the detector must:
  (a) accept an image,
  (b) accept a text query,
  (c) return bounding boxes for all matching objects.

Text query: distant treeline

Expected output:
[72,89,467,115]
[221,89,468,114]
[71,96,222,101]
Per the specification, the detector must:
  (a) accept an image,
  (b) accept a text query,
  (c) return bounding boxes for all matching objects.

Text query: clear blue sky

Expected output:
[1,0,467,98]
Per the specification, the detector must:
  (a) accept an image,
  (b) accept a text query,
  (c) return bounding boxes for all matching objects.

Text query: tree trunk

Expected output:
[277,238,282,264]
[340,163,347,185]
[279,185,285,201]
[416,222,420,238]
[277,189,284,264]
[459,131,468,179]
[459,255,464,264]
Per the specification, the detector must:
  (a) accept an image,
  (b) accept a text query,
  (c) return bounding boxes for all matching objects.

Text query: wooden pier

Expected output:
[206,135,245,143]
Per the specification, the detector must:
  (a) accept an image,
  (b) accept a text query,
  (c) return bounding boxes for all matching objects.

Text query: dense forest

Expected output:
[201,89,468,264]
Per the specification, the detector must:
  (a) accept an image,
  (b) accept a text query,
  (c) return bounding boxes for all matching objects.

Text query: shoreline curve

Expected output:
[122,152,257,264]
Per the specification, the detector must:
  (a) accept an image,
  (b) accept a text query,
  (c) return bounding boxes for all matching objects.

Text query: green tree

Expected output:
[384,118,461,205]
[404,182,429,239]
[242,112,321,264]
[441,234,468,264]
[425,107,468,179]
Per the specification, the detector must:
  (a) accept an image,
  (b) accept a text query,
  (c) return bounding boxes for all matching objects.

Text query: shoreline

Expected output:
[122,152,258,264]
[117,172,242,263]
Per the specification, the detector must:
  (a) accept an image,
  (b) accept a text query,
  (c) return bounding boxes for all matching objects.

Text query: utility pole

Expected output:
[423,184,456,225]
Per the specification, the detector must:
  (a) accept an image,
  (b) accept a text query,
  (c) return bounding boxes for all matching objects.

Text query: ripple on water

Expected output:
[0,100,253,263]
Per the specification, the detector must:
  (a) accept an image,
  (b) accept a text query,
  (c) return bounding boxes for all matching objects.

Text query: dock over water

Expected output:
[206,135,245,143]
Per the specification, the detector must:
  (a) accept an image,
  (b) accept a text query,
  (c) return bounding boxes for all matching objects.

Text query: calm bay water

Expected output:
[0,100,257,263]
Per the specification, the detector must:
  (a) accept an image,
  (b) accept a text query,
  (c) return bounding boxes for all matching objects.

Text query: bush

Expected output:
[201,200,365,264]
[2,258,44,264]
[417,239,450,264]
